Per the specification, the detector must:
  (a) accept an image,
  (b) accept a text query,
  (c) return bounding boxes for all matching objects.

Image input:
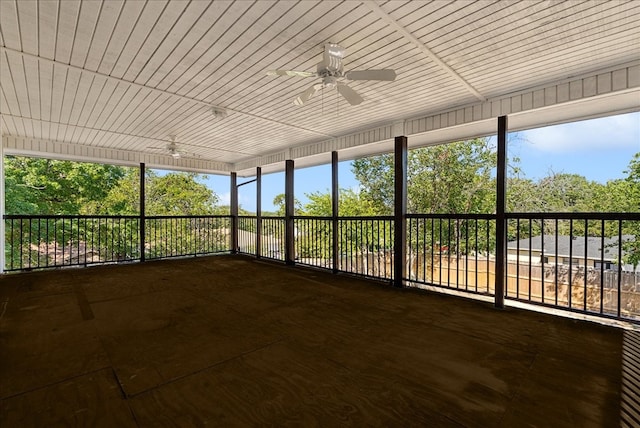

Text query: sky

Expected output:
[201,111,640,213]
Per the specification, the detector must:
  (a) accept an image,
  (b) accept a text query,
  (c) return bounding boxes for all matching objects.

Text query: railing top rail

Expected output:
[506,212,640,220]
[407,213,495,220]
[3,214,140,220]
[336,215,394,221]
[146,215,231,220]
[406,212,640,220]
[7,213,636,221]
[4,214,234,220]
[293,216,333,221]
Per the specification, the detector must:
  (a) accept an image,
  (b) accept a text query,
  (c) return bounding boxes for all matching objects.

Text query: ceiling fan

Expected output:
[268,43,396,106]
[148,136,196,159]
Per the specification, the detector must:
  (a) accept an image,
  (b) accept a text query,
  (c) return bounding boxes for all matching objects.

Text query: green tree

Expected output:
[92,170,218,215]
[5,159,222,267]
[147,172,218,215]
[93,170,222,258]
[352,139,499,265]
[5,156,126,215]
[295,189,390,265]
[352,138,497,214]
[303,188,379,217]
[4,157,128,268]
[626,153,640,214]
[535,173,601,213]
[272,194,302,216]
[619,153,640,267]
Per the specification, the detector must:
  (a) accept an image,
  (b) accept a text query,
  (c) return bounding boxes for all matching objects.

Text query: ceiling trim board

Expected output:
[361,0,486,102]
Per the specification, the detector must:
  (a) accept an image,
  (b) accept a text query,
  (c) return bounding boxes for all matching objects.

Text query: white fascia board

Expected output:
[234,62,640,176]
[2,136,234,174]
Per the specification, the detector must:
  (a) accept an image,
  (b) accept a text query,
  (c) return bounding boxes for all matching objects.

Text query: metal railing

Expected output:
[336,216,394,279]
[260,217,285,261]
[294,216,333,270]
[238,215,395,278]
[5,211,639,323]
[237,215,286,260]
[5,215,141,271]
[237,216,258,256]
[407,214,496,296]
[5,214,231,271]
[505,213,640,322]
[146,216,230,260]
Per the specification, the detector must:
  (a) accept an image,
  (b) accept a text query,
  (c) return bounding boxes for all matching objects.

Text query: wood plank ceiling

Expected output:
[1,0,639,173]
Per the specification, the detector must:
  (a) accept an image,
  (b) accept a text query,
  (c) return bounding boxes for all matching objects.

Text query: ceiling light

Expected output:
[326,43,345,58]
[212,108,227,119]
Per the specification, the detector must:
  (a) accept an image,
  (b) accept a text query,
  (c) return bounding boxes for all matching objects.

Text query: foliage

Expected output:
[5,156,126,215]
[90,170,218,216]
[350,138,499,263]
[534,173,599,213]
[4,149,639,270]
[302,188,380,217]
[293,189,387,260]
[271,194,303,216]
[621,153,640,266]
[5,158,222,268]
[350,154,395,214]
[352,138,497,214]
[147,172,218,215]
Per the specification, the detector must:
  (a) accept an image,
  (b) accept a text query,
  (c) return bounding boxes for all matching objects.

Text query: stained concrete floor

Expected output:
[0,255,623,427]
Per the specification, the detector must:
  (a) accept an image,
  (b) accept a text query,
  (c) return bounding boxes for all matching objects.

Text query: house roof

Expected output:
[1,1,639,175]
[507,235,635,262]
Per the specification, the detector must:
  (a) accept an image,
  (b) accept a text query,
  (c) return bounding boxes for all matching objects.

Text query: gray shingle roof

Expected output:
[507,235,635,261]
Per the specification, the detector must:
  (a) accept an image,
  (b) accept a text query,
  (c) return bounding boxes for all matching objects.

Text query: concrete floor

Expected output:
[0,255,623,427]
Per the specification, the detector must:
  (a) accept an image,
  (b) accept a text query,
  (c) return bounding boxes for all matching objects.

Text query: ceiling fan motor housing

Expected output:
[317,62,343,78]
[271,43,396,106]
[322,76,338,89]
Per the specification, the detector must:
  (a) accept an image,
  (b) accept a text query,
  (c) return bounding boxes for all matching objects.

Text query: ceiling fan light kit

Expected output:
[268,43,396,106]
[148,136,197,160]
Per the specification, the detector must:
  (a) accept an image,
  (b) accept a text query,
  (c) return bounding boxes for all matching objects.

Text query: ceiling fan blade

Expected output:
[294,84,322,106]
[323,43,345,72]
[336,83,364,106]
[346,69,396,81]
[267,70,316,78]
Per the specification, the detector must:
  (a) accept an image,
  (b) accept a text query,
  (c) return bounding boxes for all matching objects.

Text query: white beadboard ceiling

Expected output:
[0,0,639,175]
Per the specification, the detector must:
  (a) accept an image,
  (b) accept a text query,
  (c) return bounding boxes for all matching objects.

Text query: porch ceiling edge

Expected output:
[233,61,640,175]
[0,135,234,174]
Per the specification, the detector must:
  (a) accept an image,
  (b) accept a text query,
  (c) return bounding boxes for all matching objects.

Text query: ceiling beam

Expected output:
[361,0,486,102]
[0,46,336,139]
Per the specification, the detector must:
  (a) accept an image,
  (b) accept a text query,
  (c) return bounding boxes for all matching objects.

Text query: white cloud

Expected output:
[520,112,640,153]
[218,191,230,206]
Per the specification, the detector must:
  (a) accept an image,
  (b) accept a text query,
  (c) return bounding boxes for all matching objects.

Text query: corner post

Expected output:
[495,116,508,308]
[139,163,146,262]
[285,159,295,265]
[331,151,339,273]
[230,172,238,254]
[256,167,262,259]
[394,136,408,288]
